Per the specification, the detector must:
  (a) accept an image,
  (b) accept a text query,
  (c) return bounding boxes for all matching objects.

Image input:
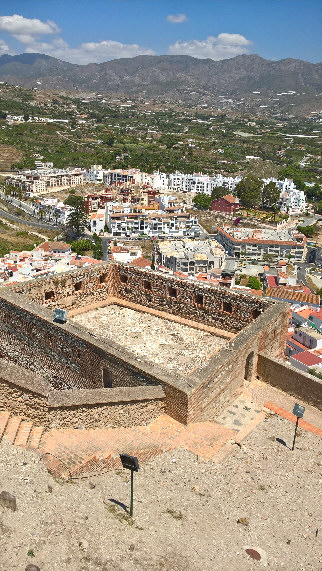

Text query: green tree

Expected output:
[64,195,88,236]
[246,276,262,290]
[211,186,226,200]
[192,193,212,210]
[297,224,316,238]
[262,181,280,209]
[92,233,103,260]
[306,183,322,202]
[235,176,263,208]
[71,238,93,255]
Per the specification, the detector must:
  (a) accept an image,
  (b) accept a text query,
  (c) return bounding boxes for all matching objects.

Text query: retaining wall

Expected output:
[0,360,165,429]
[257,353,322,409]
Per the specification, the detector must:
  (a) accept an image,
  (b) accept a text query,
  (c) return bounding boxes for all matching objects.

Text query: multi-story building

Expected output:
[106,205,200,238]
[156,239,225,274]
[212,194,239,215]
[217,226,306,261]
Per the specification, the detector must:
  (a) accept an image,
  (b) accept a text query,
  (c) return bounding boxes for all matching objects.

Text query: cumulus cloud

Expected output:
[0,13,155,63]
[168,33,252,60]
[167,14,187,23]
[0,14,60,42]
[0,39,9,55]
[25,39,155,64]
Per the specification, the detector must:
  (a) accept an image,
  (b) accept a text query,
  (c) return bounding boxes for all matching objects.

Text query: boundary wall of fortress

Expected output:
[1,262,312,428]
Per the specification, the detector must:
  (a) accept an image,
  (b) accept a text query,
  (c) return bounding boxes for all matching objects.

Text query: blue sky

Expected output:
[0,1,321,64]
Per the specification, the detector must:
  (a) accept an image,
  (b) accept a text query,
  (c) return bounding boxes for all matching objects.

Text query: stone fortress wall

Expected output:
[0,262,320,429]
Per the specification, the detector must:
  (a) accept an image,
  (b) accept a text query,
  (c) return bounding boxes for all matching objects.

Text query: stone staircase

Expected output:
[0,410,238,479]
[0,411,45,451]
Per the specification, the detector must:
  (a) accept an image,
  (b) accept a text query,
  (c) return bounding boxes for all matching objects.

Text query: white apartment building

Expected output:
[106,205,200,238]
[217,226,306,261]
[90,210,107,234]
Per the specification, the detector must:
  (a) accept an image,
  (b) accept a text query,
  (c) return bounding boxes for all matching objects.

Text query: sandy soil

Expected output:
[72,305,226,376]
[0,413,321,571]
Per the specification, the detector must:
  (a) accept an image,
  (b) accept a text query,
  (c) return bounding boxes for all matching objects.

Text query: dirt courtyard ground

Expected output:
[72,305,227,376]
[0,413,321,571]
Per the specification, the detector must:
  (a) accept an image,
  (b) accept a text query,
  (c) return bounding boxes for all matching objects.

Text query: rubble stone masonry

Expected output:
[0,262,312,427]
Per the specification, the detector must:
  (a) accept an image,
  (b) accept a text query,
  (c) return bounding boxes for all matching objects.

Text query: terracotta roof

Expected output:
[291,351,322,366]
[218,227,306,247]
[266,286,320,305]
[35,241,71,253]
[266,275,278,288]
[130,257,151,268]
[222,194,238,204]
[111,246,129,253]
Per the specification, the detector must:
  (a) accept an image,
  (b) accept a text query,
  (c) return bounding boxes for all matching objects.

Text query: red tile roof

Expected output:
[266,286,320,305]
[35,241,71,253]
[266,275,278,288]
[222,194,238,204]
[218,227,306,247]
[130,257,151,268]
[291,351,322,366]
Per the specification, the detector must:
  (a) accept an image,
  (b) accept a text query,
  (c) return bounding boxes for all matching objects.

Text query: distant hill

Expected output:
[0,52,321,103]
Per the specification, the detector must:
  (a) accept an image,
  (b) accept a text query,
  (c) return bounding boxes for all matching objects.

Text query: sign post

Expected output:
[120,454,140,517]
[292,403,305,451]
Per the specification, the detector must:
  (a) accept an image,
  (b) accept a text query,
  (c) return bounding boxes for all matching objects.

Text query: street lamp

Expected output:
[292,403,305,451]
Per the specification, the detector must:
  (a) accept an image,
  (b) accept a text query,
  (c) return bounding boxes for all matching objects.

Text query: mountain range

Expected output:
[0,53,321,104]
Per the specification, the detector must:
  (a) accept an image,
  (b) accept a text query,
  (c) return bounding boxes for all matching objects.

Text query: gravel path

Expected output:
[72,305,227,376]
[0,413,321,570]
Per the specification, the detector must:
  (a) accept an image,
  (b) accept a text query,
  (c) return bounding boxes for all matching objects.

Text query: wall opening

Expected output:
[194,293,204,306]
[74,281,83,292]
[102,368,113,388]
[223,300,232,314]
[168,286,177,298]
[143,280,152,291]
[244,351,255,381]
[252,308,261,319]
[44,290,55,301]
[120,274,128,284]
[99,273,108,284]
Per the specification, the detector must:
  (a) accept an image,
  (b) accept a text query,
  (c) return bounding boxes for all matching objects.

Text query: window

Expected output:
[143,280,152,291]
[223,300,232,314]
[45,290,55,300]
[102,368,113,388]
[99,273,108,284]
[74,281,83,292]
[194,293,204,306]
[168,286,177,298]
[120,274,128,284]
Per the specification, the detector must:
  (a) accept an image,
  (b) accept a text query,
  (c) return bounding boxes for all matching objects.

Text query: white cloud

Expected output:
[167,14,187,23]
[0,13,155,63]
[169,33,252,60]
[0,14,60,42]
[0,39,9,55]
[25,39,155,64]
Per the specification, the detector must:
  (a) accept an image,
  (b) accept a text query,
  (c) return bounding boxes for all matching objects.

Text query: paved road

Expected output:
[295,262,316,292]
[0,206,61,231]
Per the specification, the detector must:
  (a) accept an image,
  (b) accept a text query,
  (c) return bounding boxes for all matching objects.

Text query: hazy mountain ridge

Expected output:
[0,53,321,102]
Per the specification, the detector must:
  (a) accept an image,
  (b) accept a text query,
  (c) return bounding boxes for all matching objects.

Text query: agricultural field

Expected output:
[0,85,320,185]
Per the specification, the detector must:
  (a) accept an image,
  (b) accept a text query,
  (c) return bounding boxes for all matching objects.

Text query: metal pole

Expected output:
[292,416,300,451]
[130,469,134,517]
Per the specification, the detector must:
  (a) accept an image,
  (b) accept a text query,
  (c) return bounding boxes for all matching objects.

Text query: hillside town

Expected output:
[1,159,322,376]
